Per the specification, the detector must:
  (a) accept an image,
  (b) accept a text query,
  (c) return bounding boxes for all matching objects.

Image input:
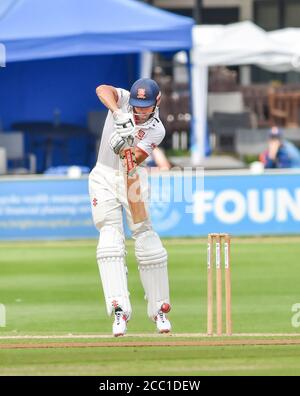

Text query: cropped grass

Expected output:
[0,237,300,375]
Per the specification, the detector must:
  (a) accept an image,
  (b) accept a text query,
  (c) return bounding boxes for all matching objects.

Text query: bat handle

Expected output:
[126,135,134,147]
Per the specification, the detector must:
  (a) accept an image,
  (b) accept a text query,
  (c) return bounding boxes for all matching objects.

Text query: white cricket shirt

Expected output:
[97,88,165,170]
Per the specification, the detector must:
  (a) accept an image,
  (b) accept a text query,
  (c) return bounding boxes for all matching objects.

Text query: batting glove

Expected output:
[109,130,126,155]
[113,109,136,138]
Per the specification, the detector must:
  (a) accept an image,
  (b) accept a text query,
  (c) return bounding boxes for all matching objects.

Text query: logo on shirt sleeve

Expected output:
[151,143,157,150]
[136,130,146,140]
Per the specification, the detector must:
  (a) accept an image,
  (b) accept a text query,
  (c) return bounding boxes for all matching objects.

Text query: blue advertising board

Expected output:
[149,171,300,237]
[0,171,300,240]
[0,177,96,240]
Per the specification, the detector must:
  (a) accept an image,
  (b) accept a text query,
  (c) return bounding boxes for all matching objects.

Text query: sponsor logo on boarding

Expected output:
[137,88,146,99]
[193,188,300,225]
[150,185,181,232]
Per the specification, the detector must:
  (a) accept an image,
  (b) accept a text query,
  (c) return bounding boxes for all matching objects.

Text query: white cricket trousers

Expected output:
[88,163,170,320]
[89,163,152,236]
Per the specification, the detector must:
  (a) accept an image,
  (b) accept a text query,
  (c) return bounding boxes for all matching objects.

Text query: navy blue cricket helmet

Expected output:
[129,78,161,108]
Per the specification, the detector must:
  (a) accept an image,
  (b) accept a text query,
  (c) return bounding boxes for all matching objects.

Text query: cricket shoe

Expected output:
[112,308,128,337]
[155,310,171,334]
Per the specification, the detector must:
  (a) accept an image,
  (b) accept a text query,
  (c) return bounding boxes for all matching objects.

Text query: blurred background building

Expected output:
[137,0,300,168]
[142,0,300,85]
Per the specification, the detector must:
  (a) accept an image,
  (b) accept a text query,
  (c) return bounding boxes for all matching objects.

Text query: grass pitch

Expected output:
[0,237,300,375]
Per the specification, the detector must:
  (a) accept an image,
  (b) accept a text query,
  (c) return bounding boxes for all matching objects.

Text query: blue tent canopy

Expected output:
[0,0,193,62]
[0,0,193,171]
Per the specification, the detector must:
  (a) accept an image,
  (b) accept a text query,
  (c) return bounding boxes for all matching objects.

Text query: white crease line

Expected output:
[0,333,299,340]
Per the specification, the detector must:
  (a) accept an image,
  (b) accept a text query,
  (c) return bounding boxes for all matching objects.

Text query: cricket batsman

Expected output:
[89,78,171,336]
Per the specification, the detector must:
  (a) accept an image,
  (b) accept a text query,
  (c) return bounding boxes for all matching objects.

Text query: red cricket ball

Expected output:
[161,303,171,313]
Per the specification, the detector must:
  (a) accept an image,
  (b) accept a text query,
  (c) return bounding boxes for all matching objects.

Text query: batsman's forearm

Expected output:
[135,147,148,165]
[96,85,119,113]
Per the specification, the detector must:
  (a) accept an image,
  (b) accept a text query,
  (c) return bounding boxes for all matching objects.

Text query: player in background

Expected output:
[89,78,171,336]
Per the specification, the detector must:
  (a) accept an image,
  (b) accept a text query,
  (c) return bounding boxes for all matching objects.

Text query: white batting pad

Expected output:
[135,231,170,319]
[97,225,131,317]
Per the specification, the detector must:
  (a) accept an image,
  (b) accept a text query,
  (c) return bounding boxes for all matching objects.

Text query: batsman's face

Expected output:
[133,106,155,124]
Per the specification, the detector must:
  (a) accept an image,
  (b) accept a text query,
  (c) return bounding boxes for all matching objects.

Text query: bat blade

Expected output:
[122,147,148,224]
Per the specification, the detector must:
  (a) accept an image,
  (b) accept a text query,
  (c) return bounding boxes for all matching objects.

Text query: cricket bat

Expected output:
[120,142,148,224]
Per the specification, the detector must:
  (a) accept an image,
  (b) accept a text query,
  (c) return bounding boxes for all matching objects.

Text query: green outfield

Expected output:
[0,237,300,376]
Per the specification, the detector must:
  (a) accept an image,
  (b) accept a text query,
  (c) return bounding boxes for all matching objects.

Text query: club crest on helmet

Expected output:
[137,89,146,100]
